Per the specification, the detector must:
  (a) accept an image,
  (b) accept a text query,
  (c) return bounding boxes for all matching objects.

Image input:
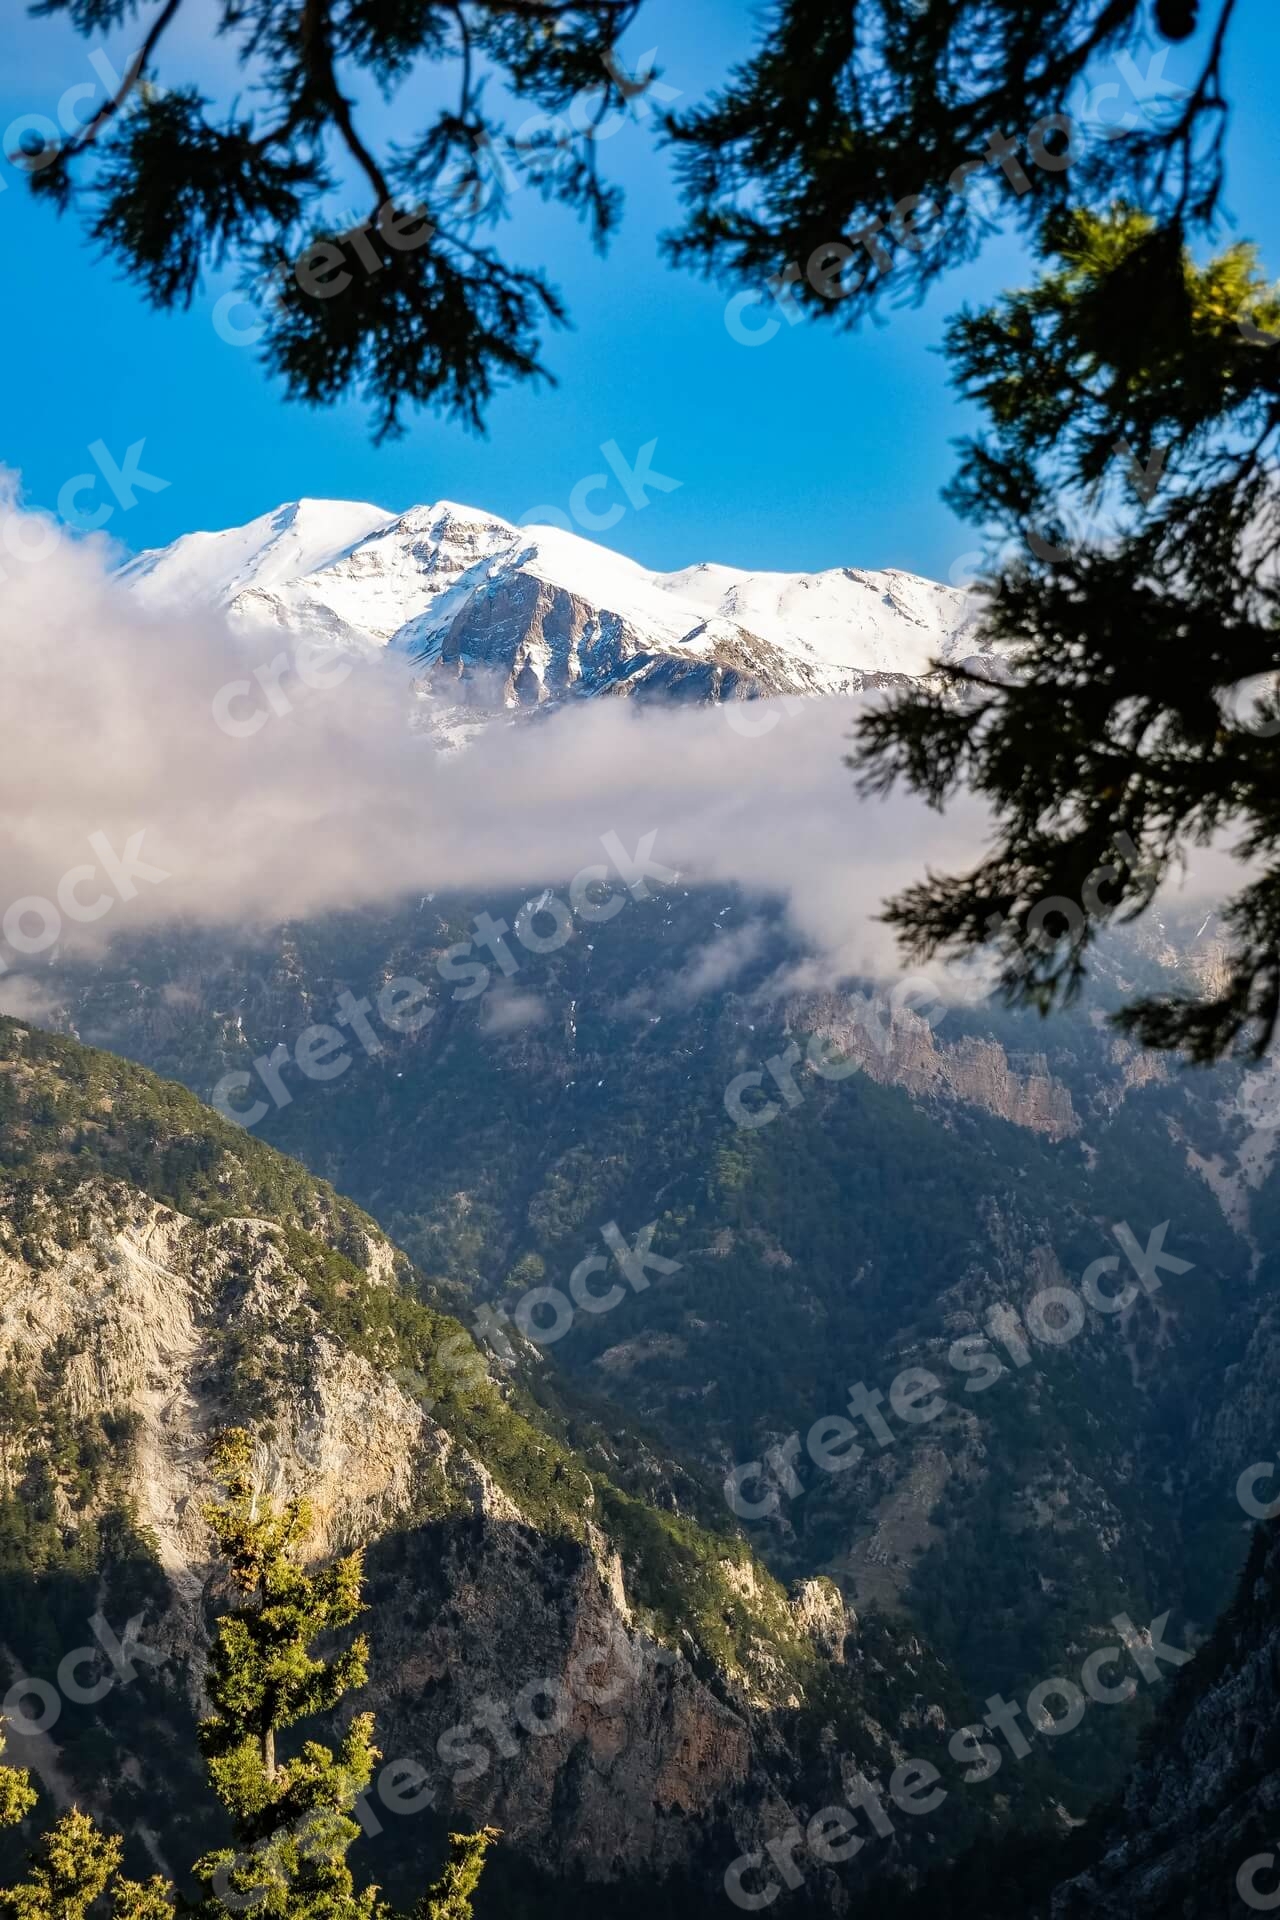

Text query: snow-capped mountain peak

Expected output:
[120,495,988,709]
[118,497,397,611]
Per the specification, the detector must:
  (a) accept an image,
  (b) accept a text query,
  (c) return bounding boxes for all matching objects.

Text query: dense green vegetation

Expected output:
[47,885,1264,1815]
[0,1004,1087,1910]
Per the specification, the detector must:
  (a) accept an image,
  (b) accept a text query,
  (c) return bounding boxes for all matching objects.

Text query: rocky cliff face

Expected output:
[0,1016,987,1908]
[415,562,853,709]
[798,995,1079,1140]
[1050,1520,1280,1920]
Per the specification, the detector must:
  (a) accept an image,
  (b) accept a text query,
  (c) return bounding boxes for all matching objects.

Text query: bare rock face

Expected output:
[788,1578,852,1661]
[0,1181,773,1877]
[359,1507,758,1877]
[799,995,1078,1140]
[413,563,851,710]
[0,1186,462,1619]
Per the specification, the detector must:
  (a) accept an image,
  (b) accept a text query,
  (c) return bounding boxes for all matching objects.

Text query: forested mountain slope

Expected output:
[27,883,1277,1816]
[0,1014,1042,1915]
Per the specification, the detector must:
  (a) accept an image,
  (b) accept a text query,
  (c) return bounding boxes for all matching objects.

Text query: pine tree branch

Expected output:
[300,0,392,207]
[50,0,186,167]
[1165,0,1239,219]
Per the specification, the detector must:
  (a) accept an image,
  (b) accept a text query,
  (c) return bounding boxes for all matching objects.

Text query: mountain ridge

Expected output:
[118,498,992,712]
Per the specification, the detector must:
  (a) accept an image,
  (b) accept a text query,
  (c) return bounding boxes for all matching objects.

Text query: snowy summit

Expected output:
[119,496,993,710]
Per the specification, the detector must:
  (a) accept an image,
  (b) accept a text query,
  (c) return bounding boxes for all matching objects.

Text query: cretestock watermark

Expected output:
[212,634,364,738]
[432,1618,671,1785]
[1,1611,164,1738]
[1239,1853,1280,1910]
[725,49,1184,348]
[1068,46,1190,138]
[947,830,1159,1001]
[518,436,681,536]
[1,46,123,193]
[210,832,676,1129]
[213,50,679,350]
[0,831,169,979]
[211,1618,668,1912]
[213,199,437,353]
[1236,1458,1280,1522]
[725,113,1075,348]
[1219,674,1280,741]
[210,1754,437,1912]
[725,1222,1192,1521]
[723,1609,1191,1909]
[1,439,169,561]
[55,437,170,532]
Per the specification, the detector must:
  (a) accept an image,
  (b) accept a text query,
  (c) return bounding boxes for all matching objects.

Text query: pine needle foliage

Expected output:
[667,0,1278,1061]
[852,204,1280,1061]
[0,1430,493,1920]
[192,1428,495,1920]
[0,1743,170,1920]
[24,0,655,437]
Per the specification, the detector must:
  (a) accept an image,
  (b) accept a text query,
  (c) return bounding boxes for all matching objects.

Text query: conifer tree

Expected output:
[192,1428,495,1920]
[0,1740,173,1920]
[0,1738,36,1836]
[852,204,1280,1060]
[0,1808,123,1920]
[664,0,1276,1061]
[23,1,651,439]
[412,1830,500,1920]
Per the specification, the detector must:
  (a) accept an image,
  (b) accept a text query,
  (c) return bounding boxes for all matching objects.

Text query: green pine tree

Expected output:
[852,203,1280,1060]
[413,1831,501,1920]
[0,1789,174,1920]
[0,1737,37,1836]
[192,1428,495,1920]
[0,1808,122,1920]
[25,2,651,439]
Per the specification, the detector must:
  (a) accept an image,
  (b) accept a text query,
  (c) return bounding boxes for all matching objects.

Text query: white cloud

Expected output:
[482,990,550,1035]
[0,478,1243,1009]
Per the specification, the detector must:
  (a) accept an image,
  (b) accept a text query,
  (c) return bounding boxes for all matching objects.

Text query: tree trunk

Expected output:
[263,1727,275,1779]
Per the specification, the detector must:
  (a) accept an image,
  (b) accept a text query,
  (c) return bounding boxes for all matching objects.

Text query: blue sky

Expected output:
[2,0,1279,581]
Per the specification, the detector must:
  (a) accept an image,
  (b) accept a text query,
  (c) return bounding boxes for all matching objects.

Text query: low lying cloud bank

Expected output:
[0,476,1234,1006]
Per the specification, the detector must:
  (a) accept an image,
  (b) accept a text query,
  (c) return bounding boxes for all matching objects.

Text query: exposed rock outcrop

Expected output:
[799,995,1079,1139]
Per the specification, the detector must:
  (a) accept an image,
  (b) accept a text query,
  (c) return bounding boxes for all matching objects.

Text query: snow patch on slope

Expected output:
[119,499,397,612]
[657,559,982,678]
